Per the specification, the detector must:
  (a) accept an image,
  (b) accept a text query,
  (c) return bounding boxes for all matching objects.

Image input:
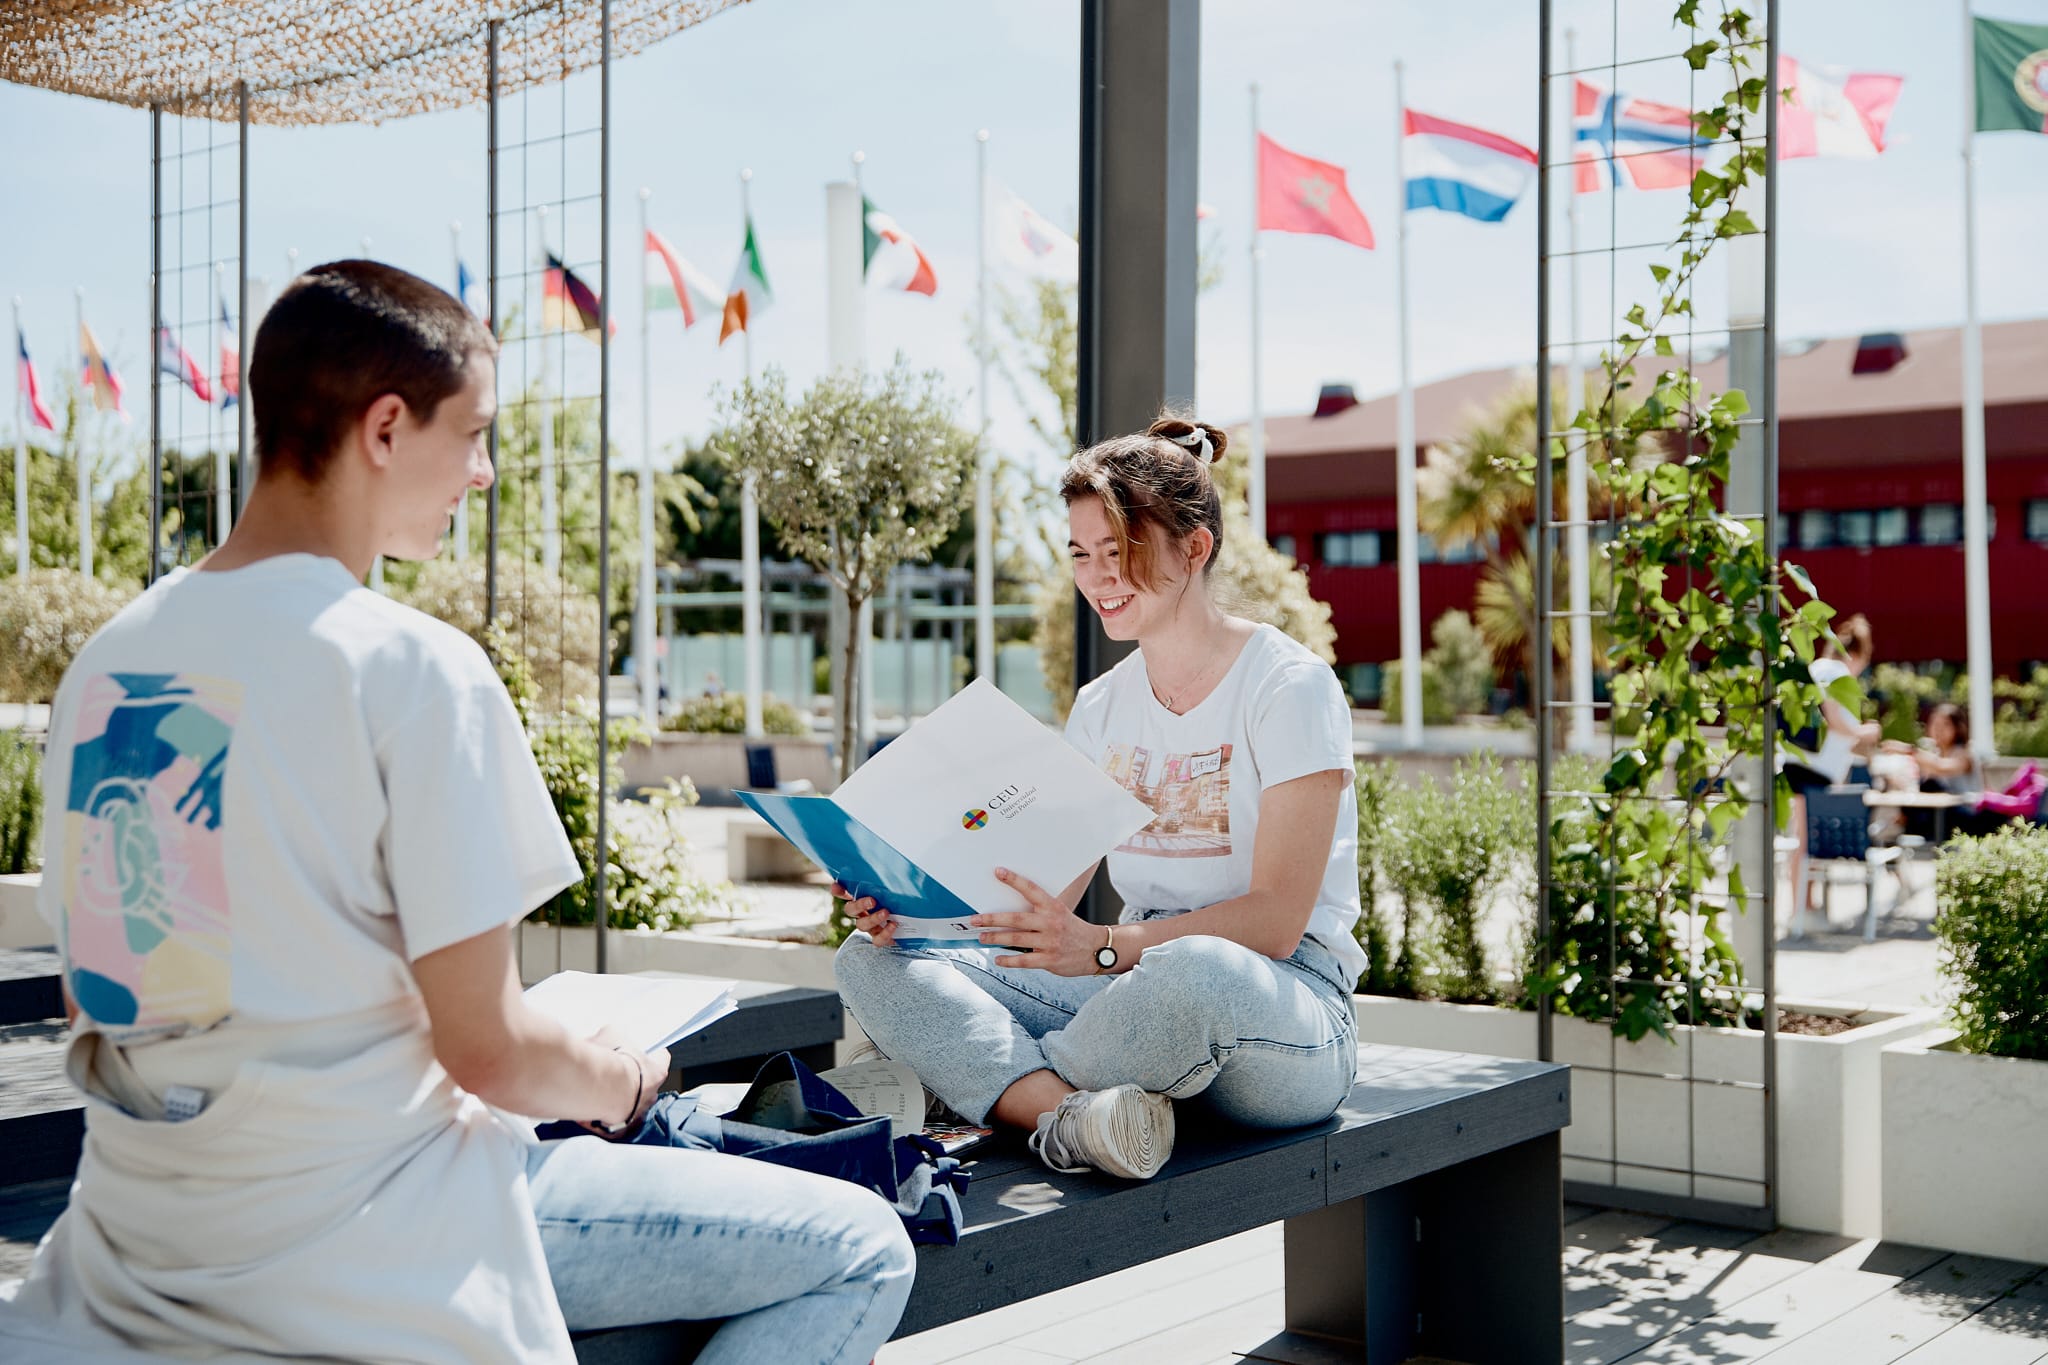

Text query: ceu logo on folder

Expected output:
[739,680,1153,949]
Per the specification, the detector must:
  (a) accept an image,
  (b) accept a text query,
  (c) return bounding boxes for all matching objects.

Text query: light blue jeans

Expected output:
[526,1136,914,1365]
[834,912,1359,1129]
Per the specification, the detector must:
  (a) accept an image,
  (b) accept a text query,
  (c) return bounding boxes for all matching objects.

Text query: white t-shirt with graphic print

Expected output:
[1063,623,1367,989]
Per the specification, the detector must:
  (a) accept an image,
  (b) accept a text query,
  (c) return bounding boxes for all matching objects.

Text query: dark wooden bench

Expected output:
[573,1043,1571,1365]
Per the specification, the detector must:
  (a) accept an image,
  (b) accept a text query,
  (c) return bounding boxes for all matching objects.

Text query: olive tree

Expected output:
[714,362,979,782]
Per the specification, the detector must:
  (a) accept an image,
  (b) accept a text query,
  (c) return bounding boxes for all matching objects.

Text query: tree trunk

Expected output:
[837,589,864,785]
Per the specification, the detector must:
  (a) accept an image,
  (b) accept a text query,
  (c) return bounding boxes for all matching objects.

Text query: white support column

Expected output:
[1563,29,1593,751]
[1958,8,1995,758]
[739,169,765,740]
[1247,83,1267,545]
[535,207,560,577]
[451,218,470,562]
[636,189,658,727]
[73,287,92,581]
[11,297,27,578]
[974,129,996,682]
[212,262,231,541]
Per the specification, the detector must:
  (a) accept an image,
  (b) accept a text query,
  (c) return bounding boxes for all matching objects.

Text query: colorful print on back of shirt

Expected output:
[1102,742,1233,858]
[62,672,241,1040]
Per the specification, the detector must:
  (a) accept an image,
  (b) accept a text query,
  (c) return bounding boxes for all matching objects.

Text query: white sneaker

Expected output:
[1029,1085,1174,1180]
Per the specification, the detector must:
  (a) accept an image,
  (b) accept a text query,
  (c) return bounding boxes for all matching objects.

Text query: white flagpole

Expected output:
[1565,29,1593,750]
[12,298,27,578]
[213,262,231,542]
[1959,6,1994,758]
[738,168,766,741]
[451,219,469,562]
[850,154,875,756]
[1392,61,1422,747]
[1248,84,1268,545]
[74,287,92,581]
[975,129,997,684]
[637,189,659,727]
[535,206,560,576]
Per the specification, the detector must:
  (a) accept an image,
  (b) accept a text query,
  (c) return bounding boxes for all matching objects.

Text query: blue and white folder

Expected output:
[738,680,1154,949]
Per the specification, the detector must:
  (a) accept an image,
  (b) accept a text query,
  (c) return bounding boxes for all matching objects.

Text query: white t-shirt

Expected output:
[13,554,583,1363]
[1787,657,1856,784]
[1064,623,1367,989]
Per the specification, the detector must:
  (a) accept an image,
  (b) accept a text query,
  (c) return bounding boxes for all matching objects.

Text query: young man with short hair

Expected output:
[0,261,912,1364]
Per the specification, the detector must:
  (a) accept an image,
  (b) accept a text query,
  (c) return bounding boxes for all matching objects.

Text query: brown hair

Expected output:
[1929,701,1969,750]
[250,259,496,482]
[1058,415,1228,591]
[1828,613,1873,662]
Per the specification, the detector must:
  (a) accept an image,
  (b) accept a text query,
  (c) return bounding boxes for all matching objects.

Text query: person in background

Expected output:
[1781,614,1882,918]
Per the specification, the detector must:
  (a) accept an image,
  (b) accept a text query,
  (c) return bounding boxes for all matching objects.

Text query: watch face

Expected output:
[1095,946,1117,968]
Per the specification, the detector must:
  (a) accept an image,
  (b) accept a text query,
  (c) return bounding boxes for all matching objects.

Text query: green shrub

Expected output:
[1934,824,2048,1061]
[0,570,139,703]
[1351,760,1400,992]
[1871,663,1946,744]
[1375,754,1525,1003]
[491,627,727,933]
[396,558,602,707]
[0,729,41,875]
[1378,658,1455,726]
[661,692,810,737]
[1426,610,1496,717]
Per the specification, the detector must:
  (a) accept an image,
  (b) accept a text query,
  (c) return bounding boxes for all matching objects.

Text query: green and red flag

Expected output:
[1974,15,2048,134]
[861,196,938,296]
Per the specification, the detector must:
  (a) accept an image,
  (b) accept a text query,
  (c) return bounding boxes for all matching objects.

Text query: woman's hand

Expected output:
[834,882,899,948]
[579,1025,669,1139]
[973,868,1105,976]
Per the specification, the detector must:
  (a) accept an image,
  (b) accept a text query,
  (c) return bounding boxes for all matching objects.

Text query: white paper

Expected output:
[817,1058,925,1139]
[833,678,1154,916]
[523,971,737,1054]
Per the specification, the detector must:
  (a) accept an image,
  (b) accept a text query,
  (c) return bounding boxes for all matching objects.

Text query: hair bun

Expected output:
[1147,416,1228,466]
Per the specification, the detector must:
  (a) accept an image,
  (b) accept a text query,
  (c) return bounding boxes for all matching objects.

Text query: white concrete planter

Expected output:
[0,871,51,949]
[517,921,839,991]
[1354,993,1933,1235]
[620,733,837,798]
[1882,1027,2048,1261]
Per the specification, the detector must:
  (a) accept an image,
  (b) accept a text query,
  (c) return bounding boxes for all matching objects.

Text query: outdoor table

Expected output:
[1863,788,1969,844]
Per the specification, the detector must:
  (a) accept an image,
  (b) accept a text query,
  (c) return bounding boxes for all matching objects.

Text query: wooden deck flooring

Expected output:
[878,1203,2048,1365]
[6,1192,2044,1363]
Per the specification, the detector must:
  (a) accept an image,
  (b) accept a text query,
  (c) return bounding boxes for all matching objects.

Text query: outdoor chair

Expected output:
[742,743,814,796]
[1797,785,1900,943]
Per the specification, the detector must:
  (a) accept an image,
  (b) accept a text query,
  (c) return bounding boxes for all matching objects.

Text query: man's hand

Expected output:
[973,868,1105,976]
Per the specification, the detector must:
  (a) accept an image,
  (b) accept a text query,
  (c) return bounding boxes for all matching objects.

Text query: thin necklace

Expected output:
[1150,632,1228,712]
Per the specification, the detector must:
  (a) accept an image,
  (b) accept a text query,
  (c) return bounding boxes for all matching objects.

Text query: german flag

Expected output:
[542,253,614,342]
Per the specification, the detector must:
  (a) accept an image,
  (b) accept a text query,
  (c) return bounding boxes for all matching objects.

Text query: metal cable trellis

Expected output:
[1536,0,1782,1230]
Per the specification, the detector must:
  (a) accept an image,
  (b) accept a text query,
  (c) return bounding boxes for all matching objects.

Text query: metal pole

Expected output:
[974,129,996,682]
[1393,59,1422,748]
[237,80,251,515]
[1248,83,1266,544]
[739,168,766,740]
[595,0,613,974]
[637,188,658,727]
[11,297,26,578]
[1760,0,1785,1233]
[535,206,559,576]
[74,287,91,580]
[1563,32,1593,751]
[1959,0,1995,758]
[1534,0,1554,1066]
[485,19,501,627]
[451,217,469,561]
[213,262,231,540]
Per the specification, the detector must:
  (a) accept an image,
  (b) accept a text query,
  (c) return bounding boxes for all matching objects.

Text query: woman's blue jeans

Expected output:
[526,1135,914,1365]
[834,915,1359,1129]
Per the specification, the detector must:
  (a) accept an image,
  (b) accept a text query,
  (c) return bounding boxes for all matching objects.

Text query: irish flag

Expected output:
[862,196,938,296]
[645,229,722,328]
[1778,57,1903,158]
[721,216,773,345]
[1402,109,1537,222]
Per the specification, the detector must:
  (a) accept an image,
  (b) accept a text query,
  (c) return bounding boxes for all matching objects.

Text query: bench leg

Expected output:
[1246,1133,1562,1365]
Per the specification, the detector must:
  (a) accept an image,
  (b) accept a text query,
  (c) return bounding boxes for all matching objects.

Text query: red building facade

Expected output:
[1261,320,2048,699]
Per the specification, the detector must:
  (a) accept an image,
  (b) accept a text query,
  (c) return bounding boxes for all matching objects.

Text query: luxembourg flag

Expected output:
[1574,80,1702,191]
[1402,109,1538,222]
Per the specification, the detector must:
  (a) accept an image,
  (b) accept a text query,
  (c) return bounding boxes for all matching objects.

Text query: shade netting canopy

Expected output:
[0,0,748,125]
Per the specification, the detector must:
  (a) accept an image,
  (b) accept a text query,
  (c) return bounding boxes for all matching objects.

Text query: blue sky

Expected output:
[5,0,2047,488]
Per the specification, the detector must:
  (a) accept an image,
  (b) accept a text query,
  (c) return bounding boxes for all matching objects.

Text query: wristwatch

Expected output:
[1094,924,1119,974]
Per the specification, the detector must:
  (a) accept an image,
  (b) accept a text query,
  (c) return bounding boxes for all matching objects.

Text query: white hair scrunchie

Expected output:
[1166,428,1217,465]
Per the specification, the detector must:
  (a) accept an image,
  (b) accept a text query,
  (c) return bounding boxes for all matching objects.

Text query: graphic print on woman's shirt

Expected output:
[61,671,241,1041]
[1102,741,1233,858]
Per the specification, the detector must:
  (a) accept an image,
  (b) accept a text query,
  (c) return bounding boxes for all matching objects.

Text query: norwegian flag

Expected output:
[1573,80,1703,191]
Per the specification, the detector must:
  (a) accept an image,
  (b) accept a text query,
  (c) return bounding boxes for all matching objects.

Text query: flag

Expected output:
[217,294,240,409]
[984,179,1079,281]
[1573,80,1702,191]
[456,259,480,315]
[1402,109,1538,222]
[1974,16,2048,135]
[1255,133,1375,249]
[861,196,939,297]
[78,321,125,417]
[542,253,614,342]
[16,329,55,432]
[721,217,773,345]
[157,324,213,404]
[1778,57,1904,158]
[644,229,722,328]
